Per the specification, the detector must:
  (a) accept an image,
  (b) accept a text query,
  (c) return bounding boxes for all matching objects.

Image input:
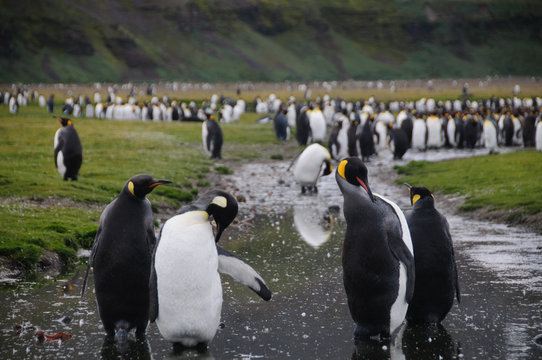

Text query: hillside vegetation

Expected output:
[1,0,541,83]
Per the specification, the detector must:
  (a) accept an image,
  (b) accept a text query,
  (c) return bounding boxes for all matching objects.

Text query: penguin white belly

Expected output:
[536,122,542,151]
[484,121,498,152]
[412,121,426,150]
[57,151,66,177]
[389,262,408,336]
[155,216,222,345]
[447,120,456,147]
[426,119,442,148]
[309,113,326,142]
[202,122,210,155]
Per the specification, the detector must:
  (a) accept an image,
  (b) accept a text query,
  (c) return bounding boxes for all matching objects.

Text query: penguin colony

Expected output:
[3,84,540,349]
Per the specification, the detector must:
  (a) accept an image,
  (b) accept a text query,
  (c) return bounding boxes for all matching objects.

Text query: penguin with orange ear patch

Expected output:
[336,158,414,340]
[81,175,171,343]
[54,117,82,180]
[404,184,460,325]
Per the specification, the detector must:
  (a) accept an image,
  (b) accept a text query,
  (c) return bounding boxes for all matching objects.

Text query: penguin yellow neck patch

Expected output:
[338,160,347,179]
[412,194,421,205]
[211,196,227,208]
[128,181,135,196]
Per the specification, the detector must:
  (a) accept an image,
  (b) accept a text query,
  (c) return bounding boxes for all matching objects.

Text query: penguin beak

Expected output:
[322,160,333,176]
[357,177,375,202]
[403,183,412,190]
[148,179,172,189]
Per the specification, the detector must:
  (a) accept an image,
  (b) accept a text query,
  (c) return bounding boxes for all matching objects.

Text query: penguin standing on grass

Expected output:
[81,175,171,342]
[404,184,460,324]
[202,114,223,159]
[54,117,83,181]
[150,190,271,350]
[336,158,414,340]
[273,106,290,141]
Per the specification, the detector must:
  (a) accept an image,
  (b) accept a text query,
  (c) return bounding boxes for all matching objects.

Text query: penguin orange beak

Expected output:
[148,180,172,189]
[357,177,375,202]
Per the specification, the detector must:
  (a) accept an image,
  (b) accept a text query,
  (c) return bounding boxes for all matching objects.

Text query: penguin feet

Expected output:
[172,341,209,355]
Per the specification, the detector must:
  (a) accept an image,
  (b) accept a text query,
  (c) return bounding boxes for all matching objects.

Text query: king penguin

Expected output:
[336,158,414,340]
[81,175,171,341]
[54,117,83,181]
[483,114,499,154]
[150,190,271,349]
[291,143,333,194]
[202,114,223,159]
[404,185,460,325]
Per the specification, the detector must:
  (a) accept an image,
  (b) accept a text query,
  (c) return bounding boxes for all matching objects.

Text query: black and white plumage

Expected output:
[274,109,290,141]
[150,190,271,348]
[336,158,414,340]
[202,115,223,159]
[81,175,171,341]
[404,185,460,325]
[53,117,83,180]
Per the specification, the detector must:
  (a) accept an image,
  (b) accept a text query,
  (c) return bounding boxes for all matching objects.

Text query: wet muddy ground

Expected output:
[1,148,541,359]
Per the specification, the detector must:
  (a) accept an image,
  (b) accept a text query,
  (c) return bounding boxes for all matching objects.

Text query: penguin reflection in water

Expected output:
[291,143,333,194]
[54,117,82,180]
[150,190,271,350]
[81,175,171,343]
[335,158,414,340]
[404,184,460,325]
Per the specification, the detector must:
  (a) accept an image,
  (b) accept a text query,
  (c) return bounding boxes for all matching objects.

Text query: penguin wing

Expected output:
[80,221,102,299]
[217,245,271,301]
[386,226,415,303]
[443,217,461,304]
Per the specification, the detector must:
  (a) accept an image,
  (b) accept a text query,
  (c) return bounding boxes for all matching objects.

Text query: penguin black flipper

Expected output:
[80,207,108,299]
[387,229,415,303]
[443,219,461,304]
[216,245,271,301]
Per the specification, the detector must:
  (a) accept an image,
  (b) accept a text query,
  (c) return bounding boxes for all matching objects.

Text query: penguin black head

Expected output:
[404,183,434,206]
[201,190,238,243]
[322,158,333,176]
[56,117,72,127]
[336,157,374,202]
[124,174,172,199]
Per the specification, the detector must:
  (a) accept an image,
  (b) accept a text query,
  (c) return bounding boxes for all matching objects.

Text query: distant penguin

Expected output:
[412,117,427,151]
[522,111,537,147]
[274,108,290,141]
[292,143,333,194]
[202,114,223,159]
[308,106,327,143]
[347,118,360,157]
[464,115,480,149]
[328,116,349,161]
[150,190,271,348]
[426,115,443,149]
[483,116,499,154]
[81,175,171,341]
[388,128,409,160]
[500,113,514,146]
[357,117,376,161]
[336,158,414,340]
[404,184,460,325]
[536,117,542,151]
[296,107,310,146]
[400,113,414,147]
[54,117,83,181]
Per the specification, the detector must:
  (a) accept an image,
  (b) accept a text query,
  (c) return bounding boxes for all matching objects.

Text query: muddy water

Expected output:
[1,148,542,359]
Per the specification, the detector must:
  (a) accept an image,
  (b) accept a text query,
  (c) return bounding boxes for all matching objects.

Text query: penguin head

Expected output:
[124,174,172,199]
[404,183,434,206]
[322,159,333,176]
[57,117,72,127]
[202,190,238,243]
[336,157,374,202]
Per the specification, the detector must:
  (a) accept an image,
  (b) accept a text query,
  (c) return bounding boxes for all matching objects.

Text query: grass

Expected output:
[0,103,289,272]
[395,151,542,215]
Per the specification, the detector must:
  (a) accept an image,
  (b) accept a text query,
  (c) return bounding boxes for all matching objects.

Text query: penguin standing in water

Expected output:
[81,175,171,341]
[150,190,271,349]
[291,143,333,194]
[388,127,409,160]
[336,158,414,340]
[404,185,460,325]
[54,117,83,181]
[202,114,223,159]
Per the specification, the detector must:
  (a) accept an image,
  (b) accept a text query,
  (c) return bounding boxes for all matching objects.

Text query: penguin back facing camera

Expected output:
[202,114,223,159]
[53,117,83,180]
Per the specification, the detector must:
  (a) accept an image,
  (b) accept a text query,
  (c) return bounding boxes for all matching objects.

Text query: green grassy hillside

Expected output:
[1,0,541,83]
